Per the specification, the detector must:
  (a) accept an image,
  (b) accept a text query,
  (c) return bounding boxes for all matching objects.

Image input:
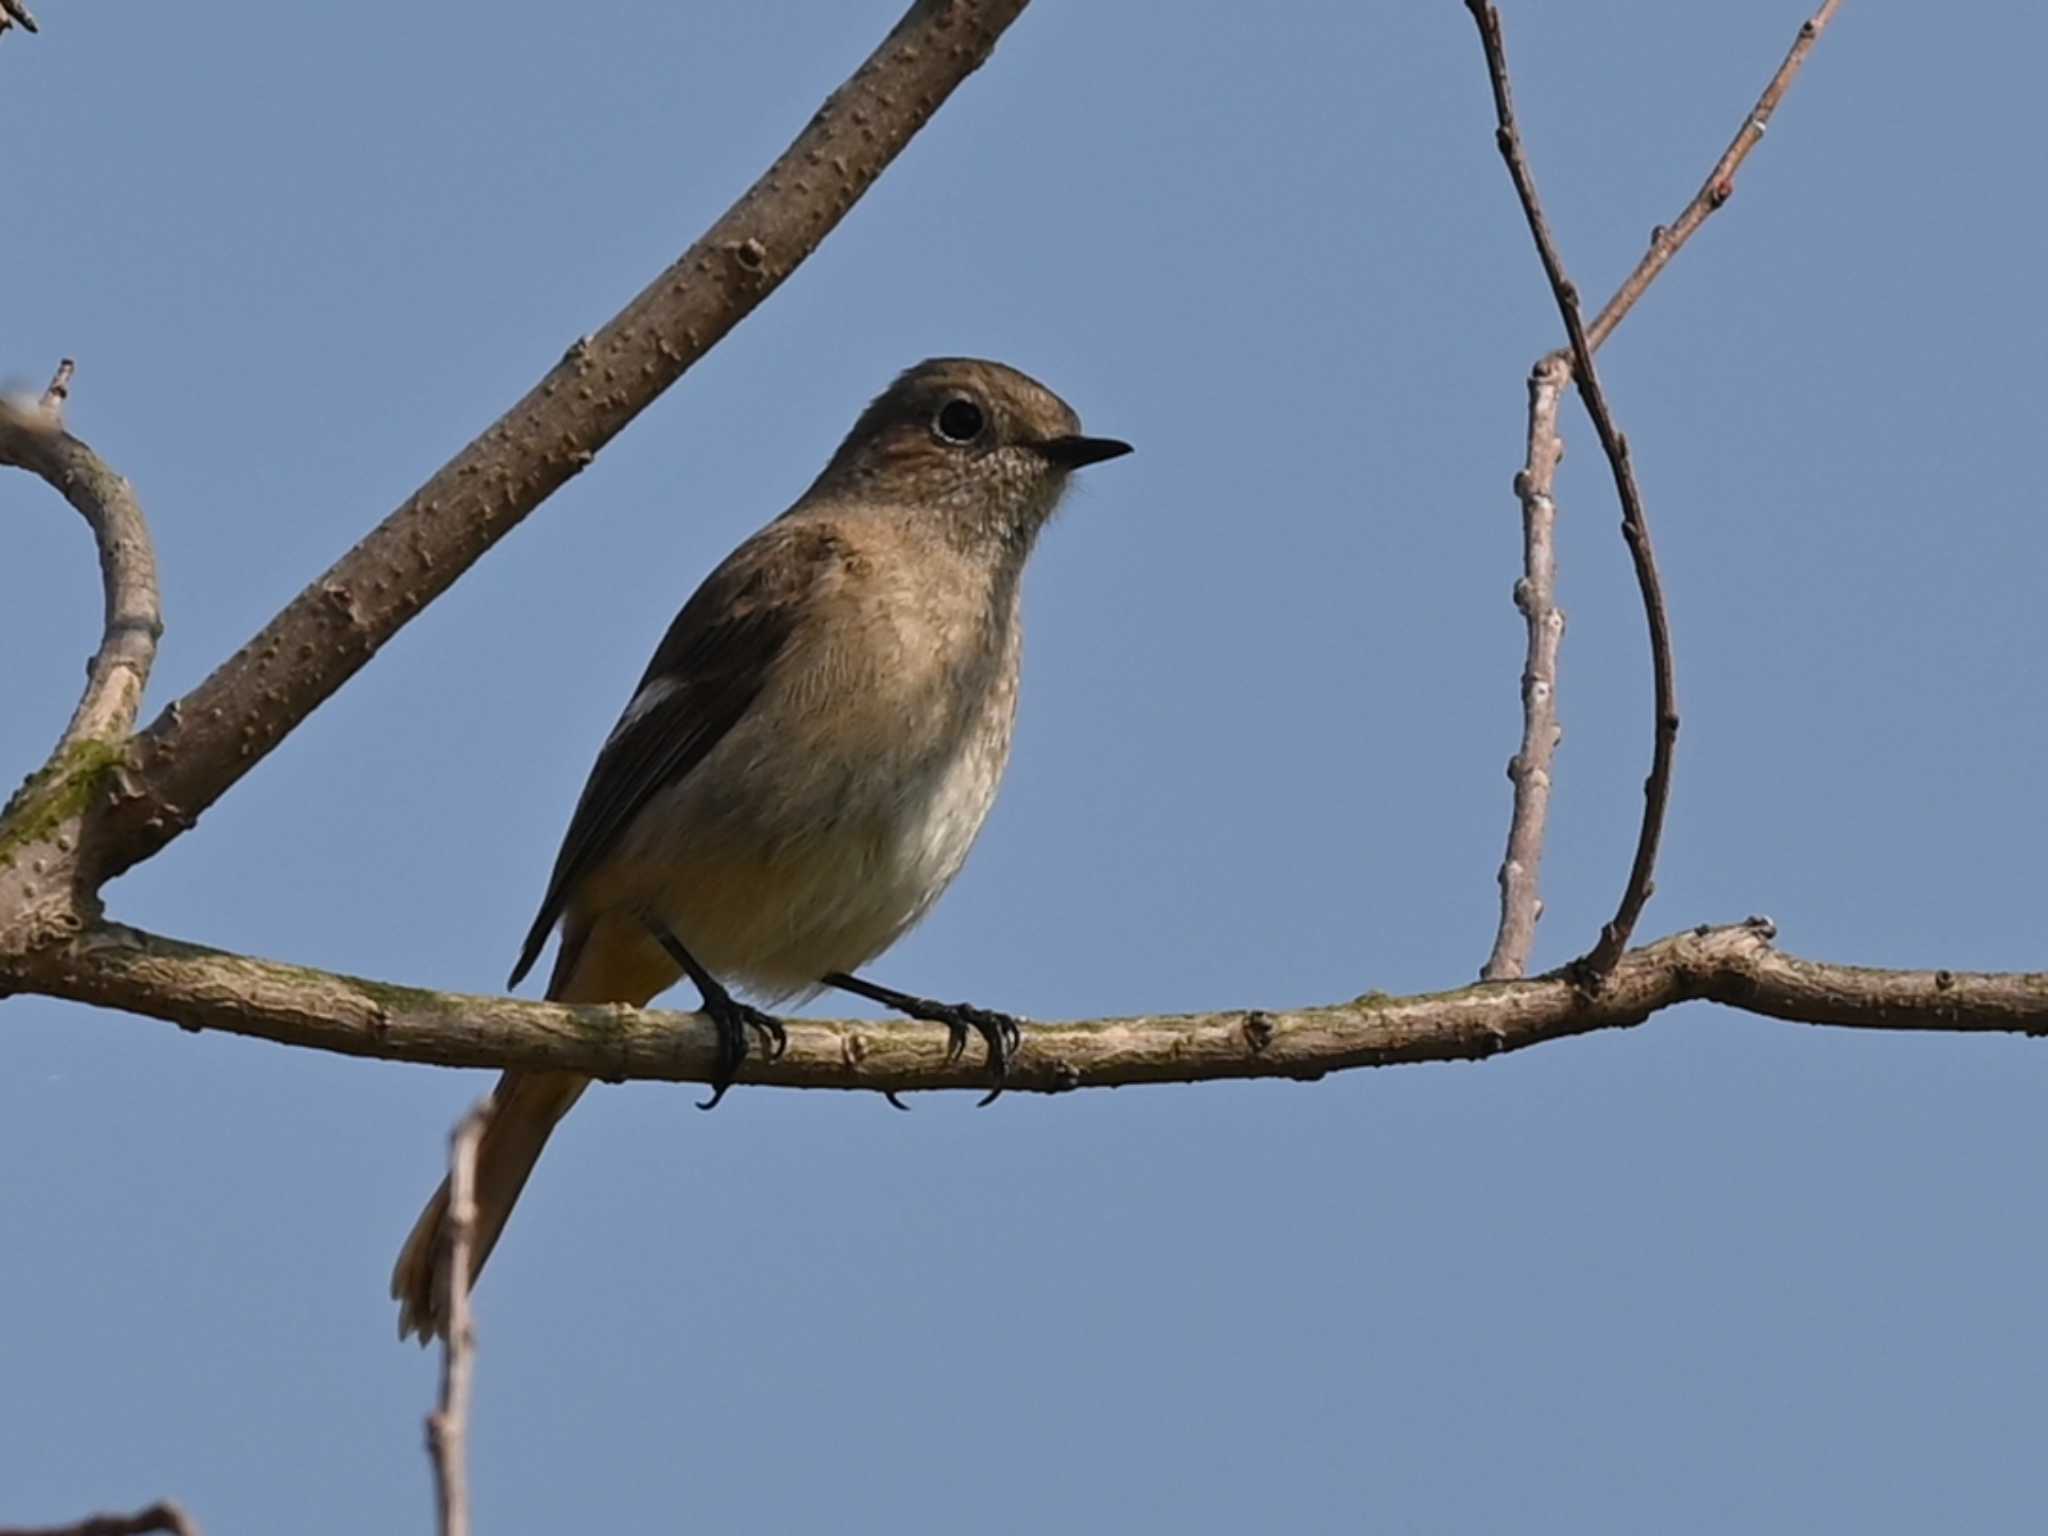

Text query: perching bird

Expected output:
[392,358,1131,1339]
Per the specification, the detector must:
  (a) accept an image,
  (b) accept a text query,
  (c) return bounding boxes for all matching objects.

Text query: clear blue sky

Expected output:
[5,3,2044,1531]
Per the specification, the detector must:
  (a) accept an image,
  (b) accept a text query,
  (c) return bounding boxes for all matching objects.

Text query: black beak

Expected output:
[1035,434,1134,470]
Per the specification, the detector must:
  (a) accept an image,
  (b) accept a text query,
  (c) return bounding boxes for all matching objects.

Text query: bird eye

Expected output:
[935,398,986,444]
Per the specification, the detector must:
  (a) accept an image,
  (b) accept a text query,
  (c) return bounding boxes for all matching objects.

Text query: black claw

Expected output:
[883,1090,912,1112]
[946,1003,1020,1106]
[820,972,1025,1106]
[931,1004,1017,1097]
[692,985,784,1112]
[638,912,784,1112]
[924,1005,1018,1102]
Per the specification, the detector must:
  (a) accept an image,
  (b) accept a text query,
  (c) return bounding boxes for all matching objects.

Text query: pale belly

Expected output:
[588,680,1014,1001]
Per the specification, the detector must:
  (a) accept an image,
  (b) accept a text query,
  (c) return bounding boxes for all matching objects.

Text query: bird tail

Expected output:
[391,911,682,1341]
[391,1067,591,1343]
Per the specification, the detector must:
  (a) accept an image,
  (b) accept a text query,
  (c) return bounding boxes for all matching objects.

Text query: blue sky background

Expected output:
[5,3,2045,1531]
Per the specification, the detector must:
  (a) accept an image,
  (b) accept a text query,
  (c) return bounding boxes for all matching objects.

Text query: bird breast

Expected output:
[618,573,1022,997]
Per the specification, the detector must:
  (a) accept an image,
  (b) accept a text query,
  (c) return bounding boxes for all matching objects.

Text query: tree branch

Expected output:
[1481,6,1841,979]
[13,919,2044,1095]
[0,376,162,959]
[1466,0,1679,982]
[1483,353,1568,980]
[426,1101,490,1536]
[40,358,74,410]
[0,370,161,755]
[1586,0,1846,352]
[0,1502,202,1536]
[90,0,1033,884]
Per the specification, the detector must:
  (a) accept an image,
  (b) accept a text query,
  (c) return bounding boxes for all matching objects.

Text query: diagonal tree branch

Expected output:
[1466,0,1679,983]
[14,919,2045,1096]
[1482,2,1843,980]
[88,0,1033,885]
[1587,0,1845,352]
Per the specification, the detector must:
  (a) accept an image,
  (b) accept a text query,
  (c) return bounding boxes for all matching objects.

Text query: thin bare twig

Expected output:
[1482,354,1568,980]
[0,368,162,756]
[40,358,74,410]
[0,1502,202,1536]
[93,0,1033,885]
[1465,0,1679,982]
[1481,5,1841,978]
[1586,0,1846,351]
[426,1101,491,1536]
[17,919,2047,1096]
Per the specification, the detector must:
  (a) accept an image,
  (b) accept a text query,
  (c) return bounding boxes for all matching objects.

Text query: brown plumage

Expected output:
[392,359,1130,1339]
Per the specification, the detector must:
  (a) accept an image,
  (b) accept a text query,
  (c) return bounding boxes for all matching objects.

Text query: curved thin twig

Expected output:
[0,371,163,960]
[0,367,162,753]
[1481,4,1844,980]
[18,919,2046,1096]
[96,0,1033,883]
[1465,1,1678,982]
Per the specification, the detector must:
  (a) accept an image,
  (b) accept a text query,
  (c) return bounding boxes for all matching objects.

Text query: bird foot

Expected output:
[821,972,1025,1107]
[905,996,1023,1106]
[696,986,786,1111]
[636,911,785,1110]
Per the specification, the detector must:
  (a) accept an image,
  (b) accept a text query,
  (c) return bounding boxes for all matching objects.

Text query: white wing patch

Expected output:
[603,676,681,749]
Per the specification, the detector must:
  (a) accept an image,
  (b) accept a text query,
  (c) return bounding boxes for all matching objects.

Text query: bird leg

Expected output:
[822,971,1022,1107]
[638,913,785,1110]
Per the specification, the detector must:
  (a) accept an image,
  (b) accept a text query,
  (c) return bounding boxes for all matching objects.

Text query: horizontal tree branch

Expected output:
[91,0,1032,884]
[0,1501,201,1536]
[14,919,2044,1096]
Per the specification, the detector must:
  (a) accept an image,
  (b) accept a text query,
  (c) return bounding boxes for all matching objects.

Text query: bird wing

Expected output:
[507,519,851,991]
